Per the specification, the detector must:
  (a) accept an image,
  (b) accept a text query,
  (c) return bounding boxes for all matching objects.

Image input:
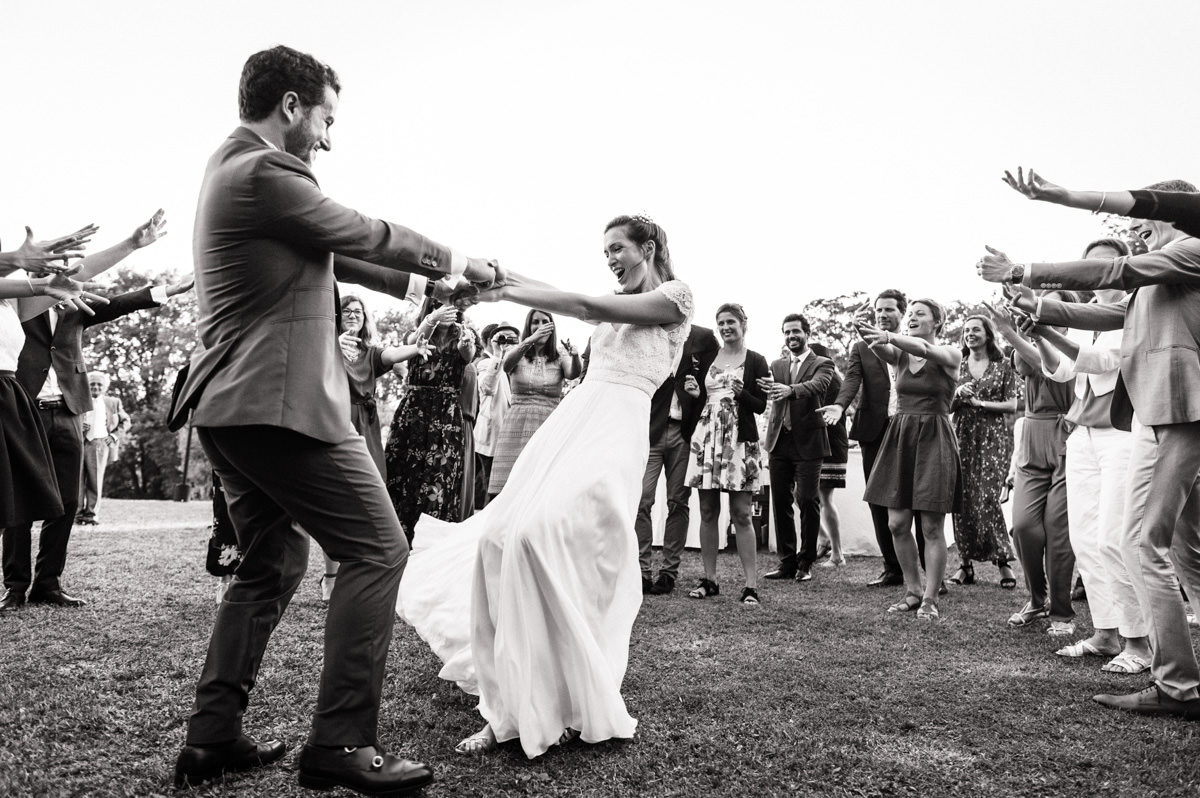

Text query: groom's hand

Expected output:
[463,257,499,287]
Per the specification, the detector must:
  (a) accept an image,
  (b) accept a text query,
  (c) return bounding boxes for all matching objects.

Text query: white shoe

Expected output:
[819,557,845,568]
[319,574,336,603]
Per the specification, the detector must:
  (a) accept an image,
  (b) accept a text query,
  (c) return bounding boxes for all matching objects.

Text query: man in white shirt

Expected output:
[77,371,130,526]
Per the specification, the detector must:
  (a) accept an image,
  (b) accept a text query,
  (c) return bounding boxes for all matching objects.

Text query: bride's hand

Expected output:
[474,286,508,303]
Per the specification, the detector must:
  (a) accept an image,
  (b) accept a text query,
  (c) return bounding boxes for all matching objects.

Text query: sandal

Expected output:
[455,724,498,755]
[949,562,975,586]
[688,578,720,599]
[997,560,1017,590]
[1101,652,1151,675]
[740,587,760,605]
[916,598,940,621]
[887,591,922,613]
[1055,640,1115,658]
[556,728,581,747]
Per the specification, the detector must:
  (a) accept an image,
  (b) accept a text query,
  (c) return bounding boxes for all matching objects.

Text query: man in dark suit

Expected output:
[980,179,1200,719]
[637,324,718,595]
[169,46,498,794]
[0,212,169,613]
[760,314,833,582]
[819,289,925,586]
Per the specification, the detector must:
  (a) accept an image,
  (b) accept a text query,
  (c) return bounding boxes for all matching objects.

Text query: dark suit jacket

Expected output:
[834,339,891,444]
[17,288,160,415]
[179,126,458,443]
[1031,236,1200,429]
[649,324,718,444]
[764,351,834,458]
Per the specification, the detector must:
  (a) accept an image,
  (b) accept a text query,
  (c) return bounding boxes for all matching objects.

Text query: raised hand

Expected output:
[130,209,167,249]
[528,322,554,343]
[818,404,844,426]
[562,338,578,356]
[1000,281,1037,314]
[39,273,110,315]
[413,334,432,360]
[463,257,499,287]
[854,321,889,347]
[8,223,99,275]
[1002,167,1068,204]
[977,245,1015,283]
[426,305,459,328]
[166,275,195,297]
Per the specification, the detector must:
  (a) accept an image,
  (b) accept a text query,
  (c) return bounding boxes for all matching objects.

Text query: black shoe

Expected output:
[297,744,434,795]
[0,589,25,612]
[26,589,86,607]
[795,569,813,583]
[641,575,653,595]
[649,574,675,595]
[173,734,287,789]
[868,571,904,587]
[938,580,949,596]
[1072,577,1087,602]
[764,568,797,580]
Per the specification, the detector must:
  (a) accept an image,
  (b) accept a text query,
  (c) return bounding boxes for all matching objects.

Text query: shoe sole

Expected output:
[298,771,435,794]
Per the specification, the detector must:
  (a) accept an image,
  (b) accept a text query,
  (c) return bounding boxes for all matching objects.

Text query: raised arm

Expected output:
[478,273,684,327]
[0,224,98,277]
[72,210,167,282]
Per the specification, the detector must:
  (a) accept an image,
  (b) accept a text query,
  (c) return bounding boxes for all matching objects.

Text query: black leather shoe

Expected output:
[297,744,434,795]
[763,568,796,580]
[649,574,675,595]
[173,734,287,789]
[868,571,904,587]
[26,589,86,607]
[641,575,653,594]
[0,589,25,612]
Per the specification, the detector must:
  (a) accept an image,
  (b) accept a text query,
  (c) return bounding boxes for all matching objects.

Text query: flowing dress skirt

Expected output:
[398,379,646,759]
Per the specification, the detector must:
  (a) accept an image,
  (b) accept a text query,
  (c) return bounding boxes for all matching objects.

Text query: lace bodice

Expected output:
[585,280,694,397]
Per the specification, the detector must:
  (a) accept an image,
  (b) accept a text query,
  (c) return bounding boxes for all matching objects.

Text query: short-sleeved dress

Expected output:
[952,357,1018,561]
[0,295,62,527]
[487,352,566,494]
[864,353,962,513]
[685,363,763,492]
[344,344,389,475]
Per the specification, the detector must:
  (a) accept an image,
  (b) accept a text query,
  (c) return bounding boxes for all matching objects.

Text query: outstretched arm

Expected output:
[0,224,98,276]
[478,273,684,327]
[72,209,167,282]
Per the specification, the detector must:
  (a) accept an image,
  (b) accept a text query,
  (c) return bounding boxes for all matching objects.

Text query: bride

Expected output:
[397,214,693,759]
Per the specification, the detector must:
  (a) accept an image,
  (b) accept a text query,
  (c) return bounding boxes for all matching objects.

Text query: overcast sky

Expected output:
[5,0,1198,354]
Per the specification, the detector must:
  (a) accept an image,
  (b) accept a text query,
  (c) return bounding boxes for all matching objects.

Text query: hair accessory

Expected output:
[632,213,655,226]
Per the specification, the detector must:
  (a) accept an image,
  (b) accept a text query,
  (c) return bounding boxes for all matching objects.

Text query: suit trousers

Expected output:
[1123,422,1200,702]
[2,406,83,594]
[635,421,691,580]
[189,425,408,747]
[78,439,114,519]
[1012,432,1073,622]
[1065,426,1146,637]
[769,433,823,573]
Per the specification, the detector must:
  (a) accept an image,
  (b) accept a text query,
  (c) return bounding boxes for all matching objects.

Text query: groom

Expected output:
[171,45,499,793]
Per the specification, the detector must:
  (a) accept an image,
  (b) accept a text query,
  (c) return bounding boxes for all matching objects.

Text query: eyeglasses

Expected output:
[341,309,364,317]
[494,335,517,345]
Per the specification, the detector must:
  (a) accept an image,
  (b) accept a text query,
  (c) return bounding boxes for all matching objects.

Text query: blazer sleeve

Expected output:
[736,352,768,416]
[835,343,864,408]
[83,287,160,328]
[334,255,414,299]
[793,356,833,398]
[1030,239,1200,291]
[253,152,454,280]
[1035,297,1128,332]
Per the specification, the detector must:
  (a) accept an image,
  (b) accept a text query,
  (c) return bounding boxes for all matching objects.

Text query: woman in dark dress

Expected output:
[859,298,963,620]
[810,343,848,567]
[320,294,430,599]
[385,301,476,542]
[950,315,1019,587]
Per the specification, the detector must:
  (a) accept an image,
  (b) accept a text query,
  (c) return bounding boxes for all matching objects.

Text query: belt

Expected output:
[37,398,66,410]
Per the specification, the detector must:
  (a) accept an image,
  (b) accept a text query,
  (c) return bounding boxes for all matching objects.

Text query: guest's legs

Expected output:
[729,491,757,589]
[1066,428,1121,651]
[818,485,842,561]
[768,452,797,573]
[888,509,922,597]
[696,490,721,582]
[861,437,901,576]
[793,457,822,572]
[657,424,692,581]
[1044,453,1074,622]
[919,511,948,604]
[635,438,666,580]
[31,408,84,594]
[1013,461,1052,607]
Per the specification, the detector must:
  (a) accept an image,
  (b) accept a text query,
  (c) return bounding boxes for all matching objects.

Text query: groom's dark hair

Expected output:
[239,45,341,122]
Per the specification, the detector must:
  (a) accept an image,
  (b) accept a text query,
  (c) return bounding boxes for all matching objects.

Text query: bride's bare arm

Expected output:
[480,279,684,327]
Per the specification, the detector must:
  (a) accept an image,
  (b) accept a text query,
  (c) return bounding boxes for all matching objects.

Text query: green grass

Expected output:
[1,499,1198,797]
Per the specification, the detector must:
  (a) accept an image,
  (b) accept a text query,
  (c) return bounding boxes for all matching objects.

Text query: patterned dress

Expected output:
[486,353,565,494]
[685,364,763,491]
[951,357,1018,561]
[385,343,468,541]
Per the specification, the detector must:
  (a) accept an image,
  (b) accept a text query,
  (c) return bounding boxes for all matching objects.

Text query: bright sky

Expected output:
[5,0,1199,355]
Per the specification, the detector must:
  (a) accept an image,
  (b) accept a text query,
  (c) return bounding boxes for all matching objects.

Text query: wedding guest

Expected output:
[458,329,481,520]
[761,314,834,584]
[385,302,475,542]
[1028,238,1151,674]
[859,299,962,620]
[638,321,717,596]
[985,295,1078,634]
[984,168,1200,718]
[486,309,581,497]
[2,211,169,612]
[820,290,924,586]
[810,343,847,567]
[76,371,130,526]
[949,315,1019,587]
[684,303,768,604]
[320,294,431,600]
[473,322,516,509]
[206,472,241,604]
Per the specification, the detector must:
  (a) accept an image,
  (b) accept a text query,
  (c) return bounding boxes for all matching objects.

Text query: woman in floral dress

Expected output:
[385,302,476,542]
[950,315,1019,587]
[685,303,769,604]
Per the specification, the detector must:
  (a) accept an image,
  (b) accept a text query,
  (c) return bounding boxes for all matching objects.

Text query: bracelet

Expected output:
[24,275,36,296]
[1092,191,1107,215]
[885,332,892,345]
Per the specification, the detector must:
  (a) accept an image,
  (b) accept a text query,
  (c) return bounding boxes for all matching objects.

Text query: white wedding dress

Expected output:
[398,280,693,759]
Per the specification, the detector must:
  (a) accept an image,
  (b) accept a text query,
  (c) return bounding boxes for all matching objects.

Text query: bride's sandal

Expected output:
[556,728,581,747]
[455,724,497,755]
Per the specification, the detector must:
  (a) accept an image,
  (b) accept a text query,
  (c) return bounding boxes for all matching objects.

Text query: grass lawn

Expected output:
[1,498,1198,797]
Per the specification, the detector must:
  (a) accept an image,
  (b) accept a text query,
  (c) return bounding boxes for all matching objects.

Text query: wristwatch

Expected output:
[1008,263,1026,284]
